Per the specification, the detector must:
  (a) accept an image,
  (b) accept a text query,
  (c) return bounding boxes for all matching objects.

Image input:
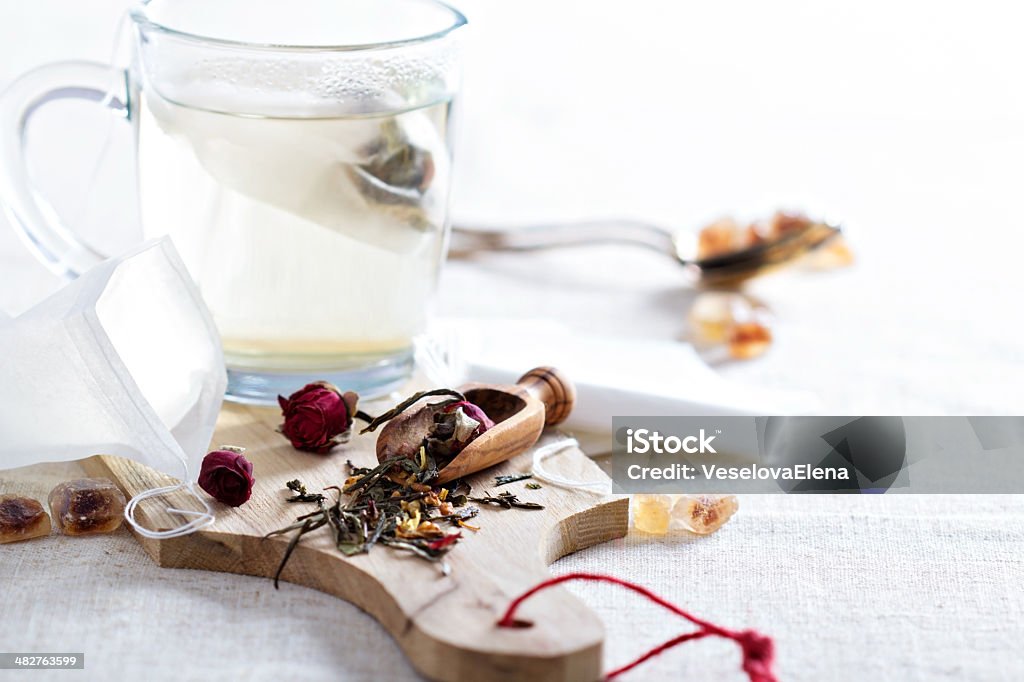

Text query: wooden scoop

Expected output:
[435,366,576,484]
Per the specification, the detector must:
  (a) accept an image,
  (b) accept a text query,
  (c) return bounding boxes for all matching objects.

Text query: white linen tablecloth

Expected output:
[3,460,1023,682]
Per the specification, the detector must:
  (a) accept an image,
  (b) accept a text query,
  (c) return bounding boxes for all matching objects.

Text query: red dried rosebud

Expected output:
[444,401,494,429]
[373,392,495,465]
[198,447,254,507]
[442,401,495,445]
[278,382,359,454]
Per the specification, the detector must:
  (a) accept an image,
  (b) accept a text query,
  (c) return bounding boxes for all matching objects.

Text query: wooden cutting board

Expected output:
[83,401,628,682]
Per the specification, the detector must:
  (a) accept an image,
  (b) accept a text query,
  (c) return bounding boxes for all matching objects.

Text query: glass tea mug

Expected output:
[0,0,466,402]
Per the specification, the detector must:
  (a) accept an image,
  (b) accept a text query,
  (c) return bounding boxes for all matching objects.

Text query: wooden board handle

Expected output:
[516,367,576,426]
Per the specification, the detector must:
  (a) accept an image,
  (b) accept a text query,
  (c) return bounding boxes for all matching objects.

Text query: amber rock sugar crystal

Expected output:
[688,291,754,344]
[48,478,126,536]
[727,320,773,360]
[632,493,739,536]
[689,291,774,360]
[0,494,52,543]
[671,494,739,535]
[631,494,674,535]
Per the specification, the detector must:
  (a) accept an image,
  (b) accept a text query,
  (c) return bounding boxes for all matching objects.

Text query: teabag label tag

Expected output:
[0,238,225,537]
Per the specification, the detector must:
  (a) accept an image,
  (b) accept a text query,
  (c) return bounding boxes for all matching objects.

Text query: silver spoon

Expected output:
[449,219,842,285]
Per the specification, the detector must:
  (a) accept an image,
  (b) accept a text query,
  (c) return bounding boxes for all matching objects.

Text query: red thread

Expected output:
[496,572,777,682]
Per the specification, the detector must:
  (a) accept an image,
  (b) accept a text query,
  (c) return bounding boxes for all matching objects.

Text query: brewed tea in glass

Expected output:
[0,0,466,402]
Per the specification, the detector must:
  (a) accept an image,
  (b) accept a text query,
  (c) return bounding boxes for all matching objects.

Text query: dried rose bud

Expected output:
[376,405,441,462]
[278,382,359,454]
[440,401,495,449]
[441,401,494,452]
[377,400,494,465]
[198,447,255,507]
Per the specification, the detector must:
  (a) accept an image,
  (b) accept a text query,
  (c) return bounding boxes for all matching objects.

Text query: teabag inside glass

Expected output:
[0,238,225,537]
[144,56,451,255]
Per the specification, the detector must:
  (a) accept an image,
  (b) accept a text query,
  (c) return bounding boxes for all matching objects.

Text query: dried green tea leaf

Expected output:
[494,473,533,487]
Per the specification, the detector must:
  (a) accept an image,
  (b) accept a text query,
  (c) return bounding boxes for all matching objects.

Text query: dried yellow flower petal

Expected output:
[416,521,443,538]
[396,511,422,537]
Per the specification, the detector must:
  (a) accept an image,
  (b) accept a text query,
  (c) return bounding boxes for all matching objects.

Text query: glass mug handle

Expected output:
[0,61,129,278]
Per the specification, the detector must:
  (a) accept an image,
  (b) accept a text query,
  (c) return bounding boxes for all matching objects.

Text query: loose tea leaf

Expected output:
[268,516,323,588]
[525,482,542,490]
[470,491,545,511]
[268,459,470,585]
[284,479,325,504]
[494,473,533,487]
[359,389,465,434]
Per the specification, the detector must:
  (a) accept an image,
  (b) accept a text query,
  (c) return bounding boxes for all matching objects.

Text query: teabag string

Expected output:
[498,573,777,682]
[530,439,609,493]
[124,474,214,540]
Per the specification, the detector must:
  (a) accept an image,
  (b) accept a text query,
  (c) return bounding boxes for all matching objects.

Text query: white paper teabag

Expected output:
[0,238,226,537]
